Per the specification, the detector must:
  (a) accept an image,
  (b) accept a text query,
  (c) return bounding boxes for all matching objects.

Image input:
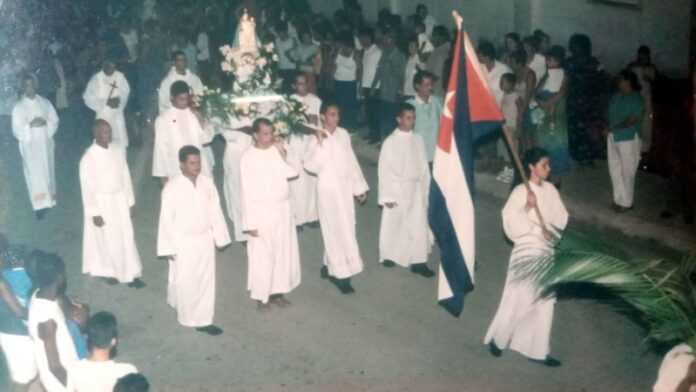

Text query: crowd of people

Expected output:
[0,0,687,391]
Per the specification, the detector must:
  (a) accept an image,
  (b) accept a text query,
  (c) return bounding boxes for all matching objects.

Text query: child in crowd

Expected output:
[497,73,524,183]
[530,46,566,128]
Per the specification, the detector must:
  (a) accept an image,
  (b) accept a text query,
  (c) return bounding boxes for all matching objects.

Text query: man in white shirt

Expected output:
[416,4,437,38]
[66,312,137,392]
[153,81,214,185]
[157,146,231,335]
[12,75,59,220]
[358,27,382,143]
[275,21,297,93]
[80,120,144,288]
[240,119,301,311]
[157,51,203,114]
[83,59,130,153]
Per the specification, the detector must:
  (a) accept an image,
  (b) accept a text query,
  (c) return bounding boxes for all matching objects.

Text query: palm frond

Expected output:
[511,229,696,347]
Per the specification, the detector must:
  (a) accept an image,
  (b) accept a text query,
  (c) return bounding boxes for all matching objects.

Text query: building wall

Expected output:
[307,0,692,76]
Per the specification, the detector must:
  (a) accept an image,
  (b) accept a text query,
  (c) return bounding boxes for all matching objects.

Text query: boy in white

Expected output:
[80,120,144,288]
[304,103,368,294]
[28,254,78,392]
[66,312,137,392]
[83,59,130,153]
[12,75,59,220]
[153,81,214,185]
[157,146,231,336]
[288,73,321,228]
[378,103,434,277]
[241,119,301,311]
[157,51,204,114]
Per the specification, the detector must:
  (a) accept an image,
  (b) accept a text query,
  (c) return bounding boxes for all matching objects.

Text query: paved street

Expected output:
[0,108,670,391]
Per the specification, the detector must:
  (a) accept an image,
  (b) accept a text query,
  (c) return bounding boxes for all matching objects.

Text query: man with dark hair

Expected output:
[28,253,78,392]
[416,4,437,37]
[425,26,451,96]
[158,146,231,335]
[12,74,60,220]
[157,50,203,113]
[240,119,301,311]
[80,120,144,288]
[113,373,149,392]
[377,103,434,276]
[66,312,137,392]
[358,26,382,143]
[153,80,214,186]
[406,71,443,163]
[83,59,130,154]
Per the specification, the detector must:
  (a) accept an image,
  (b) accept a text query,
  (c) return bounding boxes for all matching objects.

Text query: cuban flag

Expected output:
[428,25,503,317]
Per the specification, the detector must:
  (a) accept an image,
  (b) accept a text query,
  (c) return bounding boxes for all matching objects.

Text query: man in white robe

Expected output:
[153,81,214,185]
[83,59,130,153]
[288,73,320,228]
[304,103,368,294]
[484,149,568,367]
[157,51,203,114]
[79,120,144,288]
[222,128,252,242]
[12,75,59,220]
[240,119,301,311]
[377,103,434,276]
[157,145,230,335]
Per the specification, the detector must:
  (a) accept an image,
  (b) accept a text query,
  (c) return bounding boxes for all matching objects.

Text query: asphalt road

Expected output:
[0,107,668,391]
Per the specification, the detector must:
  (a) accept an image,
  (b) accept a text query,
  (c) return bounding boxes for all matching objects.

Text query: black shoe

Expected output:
[296,225,304,232]
[100,277,119,285]
[660,210,674,219]
[196,325,223,336]
[410,263,435,278]
[529,356,561,367]
[331,277,355,294]
[305,221,320,229]
[35,208,49,221]
[488,342,502,357]
[127,278,146,289]
[382,260,396,268]
[320,266,329,279]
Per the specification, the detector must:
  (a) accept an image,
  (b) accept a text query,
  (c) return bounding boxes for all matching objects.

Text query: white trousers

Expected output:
[0,333,38,384]
[607,135,641,208]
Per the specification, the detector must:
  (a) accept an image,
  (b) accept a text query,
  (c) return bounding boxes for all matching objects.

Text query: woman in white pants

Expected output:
[607,70,644,213]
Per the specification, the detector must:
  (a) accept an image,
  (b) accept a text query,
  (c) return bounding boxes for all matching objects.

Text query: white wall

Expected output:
[307,0,692,76]
[529,0,692,76]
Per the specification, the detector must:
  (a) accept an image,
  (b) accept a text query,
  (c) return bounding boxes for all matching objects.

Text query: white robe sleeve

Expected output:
[157,184,177,256]
[347,143,369,196]
[198,118,215,145]
[417,137,431,199]
[502,186,537,242]
[11,103,31,143]
[121,155,135,207]
[79,153,101,217]
[377,137,397,205]
[190,74,204,95]
[44,98,59,138]
[158,76,171,113]
[302,135,330,174]
[207,179,231,247]
[548,186,569,232]
[240,154,262,232]
[152,116,168,177]
[83,75,103,113]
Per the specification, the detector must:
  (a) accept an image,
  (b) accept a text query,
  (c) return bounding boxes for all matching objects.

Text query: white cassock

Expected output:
[287,92,321,225]
[153,107,214,180]
[83,71,130,152]
[11,94,59,211]
[653,343,694,392]
[222,129,252,242]
[240,146,301,303]
[484,181,568,360]
[304,127,368,279]
[79,142,142,283]
[378,129,431,266]
[157,67,204,114]
[157,174,231,327]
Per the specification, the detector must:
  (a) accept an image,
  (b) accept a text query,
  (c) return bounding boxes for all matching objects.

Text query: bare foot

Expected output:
[272,296,292,308]
[257,302,272,313]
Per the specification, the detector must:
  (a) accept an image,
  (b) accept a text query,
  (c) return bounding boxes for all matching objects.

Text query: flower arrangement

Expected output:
[271,98,309,137]
[219,42,280,96]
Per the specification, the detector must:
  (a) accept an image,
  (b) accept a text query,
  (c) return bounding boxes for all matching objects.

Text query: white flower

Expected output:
[275,121,288,136]
[272,54,279,62]
[264,42,275,52]
[220,45,232,55]
[256,57,267,67]
[263,74,271,86]
[221,61,233,72]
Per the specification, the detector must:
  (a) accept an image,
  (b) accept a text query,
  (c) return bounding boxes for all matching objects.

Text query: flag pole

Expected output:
[501,125,547,229]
